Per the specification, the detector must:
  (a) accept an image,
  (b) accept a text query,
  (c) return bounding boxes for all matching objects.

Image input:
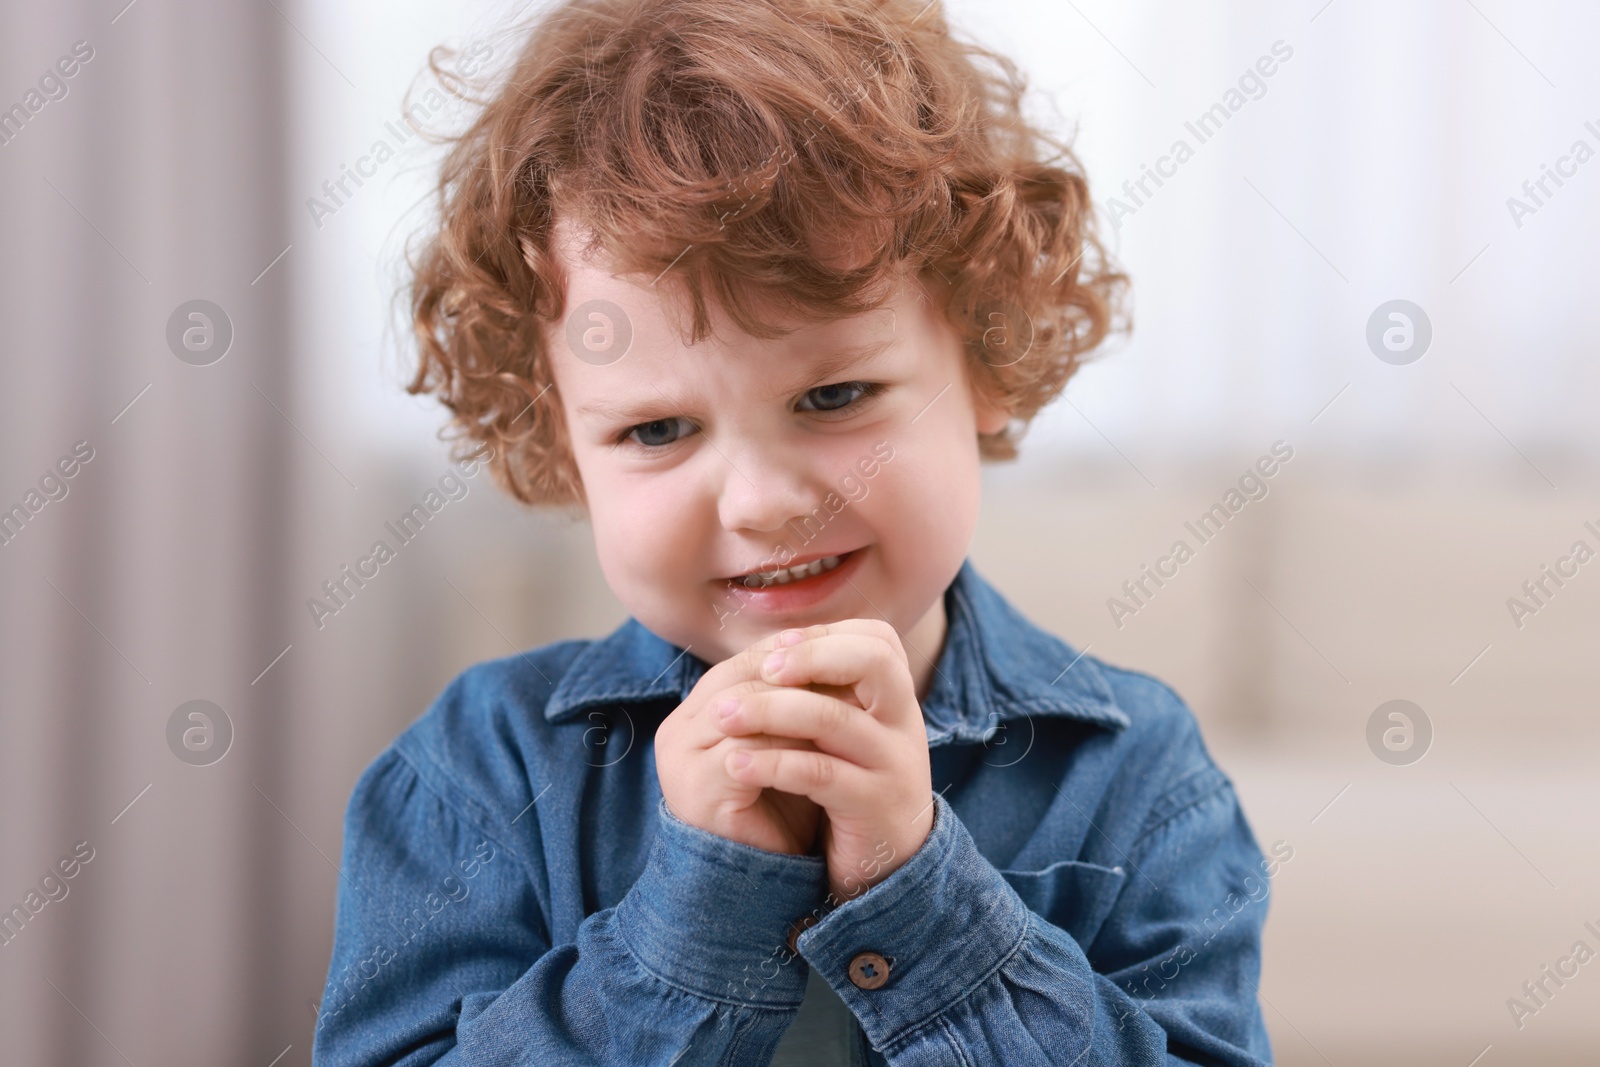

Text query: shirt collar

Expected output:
[543,557,1129,742]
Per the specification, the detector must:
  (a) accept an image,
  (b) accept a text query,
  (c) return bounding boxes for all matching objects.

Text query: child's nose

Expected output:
[714,440,818,534]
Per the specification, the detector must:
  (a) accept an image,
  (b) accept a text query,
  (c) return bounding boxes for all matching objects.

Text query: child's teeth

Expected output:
[739,554,843,588]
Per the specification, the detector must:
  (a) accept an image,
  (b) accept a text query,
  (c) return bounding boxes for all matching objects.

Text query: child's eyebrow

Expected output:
[574,336,897,422]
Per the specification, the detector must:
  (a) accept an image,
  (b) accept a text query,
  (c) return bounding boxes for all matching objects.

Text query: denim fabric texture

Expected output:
[312,557,1276,1065]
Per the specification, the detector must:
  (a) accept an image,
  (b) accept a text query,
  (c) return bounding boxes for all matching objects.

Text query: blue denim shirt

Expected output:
[313,558,1277,1066]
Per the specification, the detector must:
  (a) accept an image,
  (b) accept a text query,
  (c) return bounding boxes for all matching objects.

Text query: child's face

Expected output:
[545,222,1008,676]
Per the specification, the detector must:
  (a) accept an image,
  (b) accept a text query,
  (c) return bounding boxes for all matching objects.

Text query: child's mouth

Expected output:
[728,548,854,588]
[721,547,866,612]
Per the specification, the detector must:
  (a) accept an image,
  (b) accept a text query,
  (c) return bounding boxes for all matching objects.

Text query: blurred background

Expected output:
[1,0,1597,1063]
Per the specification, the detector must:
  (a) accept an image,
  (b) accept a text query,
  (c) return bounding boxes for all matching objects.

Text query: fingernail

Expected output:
[779,628,805,646]
[732,750,752,769]
[764,650,785,673]
[715,698,738,722]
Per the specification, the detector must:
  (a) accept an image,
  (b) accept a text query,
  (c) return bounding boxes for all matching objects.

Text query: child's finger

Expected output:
[723,744,873,811]
[684,677,860,753]
[705,619,901,695]
[758,631,914,726]
[691,692,823,750]
[760,620,910,666]
[712,686,892,768]
[702,624,815,691]
[705,733,820,792]
[719,732,821,757]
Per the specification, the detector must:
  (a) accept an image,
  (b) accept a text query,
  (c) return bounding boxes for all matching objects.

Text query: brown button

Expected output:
[848,951,890,989]
[786,914,819,954]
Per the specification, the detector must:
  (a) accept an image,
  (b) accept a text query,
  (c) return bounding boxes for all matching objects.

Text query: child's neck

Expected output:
[902,596,948,705]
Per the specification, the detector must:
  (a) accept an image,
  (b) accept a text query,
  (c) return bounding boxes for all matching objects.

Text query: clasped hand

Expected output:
[715,619,934,905]
[656,618,935,904]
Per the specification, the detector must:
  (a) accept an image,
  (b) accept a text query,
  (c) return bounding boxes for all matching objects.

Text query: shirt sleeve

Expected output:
[311,748,835,1066]
[790,780,1275,1066]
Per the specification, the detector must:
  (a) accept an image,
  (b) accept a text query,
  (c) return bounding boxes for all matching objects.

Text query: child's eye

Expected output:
[796,381,883,414]
[616,382,882,450]
[621,416,696,449]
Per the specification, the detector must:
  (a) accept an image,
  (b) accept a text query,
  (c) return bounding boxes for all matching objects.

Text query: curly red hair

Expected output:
[405,0,1128,512]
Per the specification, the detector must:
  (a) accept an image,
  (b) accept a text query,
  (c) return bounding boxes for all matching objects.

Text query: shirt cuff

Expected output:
[792,790,1030,1050]
[615,796,829,1006]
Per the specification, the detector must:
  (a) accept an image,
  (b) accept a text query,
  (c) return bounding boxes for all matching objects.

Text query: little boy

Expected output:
[313,0,1277,1063]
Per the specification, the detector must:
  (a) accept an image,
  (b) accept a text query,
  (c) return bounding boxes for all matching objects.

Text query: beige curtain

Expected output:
[0,1,304,1062]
